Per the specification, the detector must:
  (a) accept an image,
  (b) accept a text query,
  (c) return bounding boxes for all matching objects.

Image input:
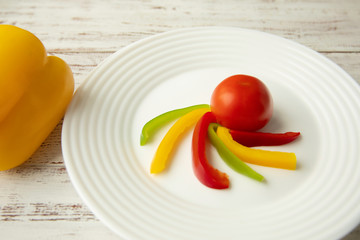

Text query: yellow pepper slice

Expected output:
[150,107,210,174]
[0,25,74,170]
[216,126,296,170]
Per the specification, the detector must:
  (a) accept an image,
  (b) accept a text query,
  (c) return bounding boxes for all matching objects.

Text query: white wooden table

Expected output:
[1,0,359,239]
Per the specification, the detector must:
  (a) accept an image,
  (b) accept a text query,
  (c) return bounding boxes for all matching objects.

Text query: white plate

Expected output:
[62,27,360,240]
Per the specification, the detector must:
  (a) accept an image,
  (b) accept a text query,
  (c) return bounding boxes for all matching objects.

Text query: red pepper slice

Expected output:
[192,112,229,189]
[229,130,300,147]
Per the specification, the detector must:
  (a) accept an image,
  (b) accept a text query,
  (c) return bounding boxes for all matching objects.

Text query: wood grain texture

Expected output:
[0,0,359,239]
[1,0,360,52]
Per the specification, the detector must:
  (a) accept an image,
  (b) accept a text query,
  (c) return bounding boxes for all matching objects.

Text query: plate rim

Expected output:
[62,26,360,240]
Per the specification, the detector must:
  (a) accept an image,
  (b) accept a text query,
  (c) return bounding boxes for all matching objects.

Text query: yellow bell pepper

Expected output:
[150,107,210,174]
[0,25,74,171]
[216,126,296,170]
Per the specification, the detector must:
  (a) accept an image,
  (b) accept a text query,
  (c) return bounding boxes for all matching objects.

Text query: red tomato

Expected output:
[210,75,273,131]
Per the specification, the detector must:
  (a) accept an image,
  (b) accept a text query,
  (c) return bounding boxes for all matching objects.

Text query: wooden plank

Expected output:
[0,222,120,240]
[1,0,359,52]
[0,0,359,239]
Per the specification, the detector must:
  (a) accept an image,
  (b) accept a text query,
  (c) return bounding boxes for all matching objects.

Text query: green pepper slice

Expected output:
[140,104,210,145]
[208,123,265,182]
